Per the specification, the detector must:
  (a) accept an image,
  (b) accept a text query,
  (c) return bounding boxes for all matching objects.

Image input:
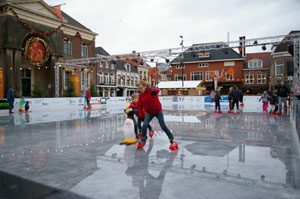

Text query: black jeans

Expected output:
[232,99,239,110]
[215,99,220,111]
[142,111,174,141]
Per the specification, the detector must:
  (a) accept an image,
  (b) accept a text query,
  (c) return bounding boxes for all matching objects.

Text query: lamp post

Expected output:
[180,35,184,88]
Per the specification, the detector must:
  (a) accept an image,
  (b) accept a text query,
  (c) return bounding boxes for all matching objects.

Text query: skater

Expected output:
[85,88,91,110]
[276,81,290,115]
[214,86,222,113]
[7,87,15,114]
[136,80,178,151]
[239,89,244,107]
[19,97,28,112]
[259,91,270,113]
[270,91,278,114]
[230,86,242,114]
[228,87,233,113]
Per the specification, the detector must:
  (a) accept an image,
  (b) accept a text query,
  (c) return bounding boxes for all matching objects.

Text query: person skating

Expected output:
[19,97,26,112]
[228,87,233,113]
[230,86,242,114]
[214,86,222,113]
[7,88,15,114]
[259,91,270,113]
[276,81,290,115]
[136,80,178,151]
[85,88,92,110]
[269,91,278,114]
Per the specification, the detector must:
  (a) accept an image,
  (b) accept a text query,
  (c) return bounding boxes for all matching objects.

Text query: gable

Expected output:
[8,0,62,20]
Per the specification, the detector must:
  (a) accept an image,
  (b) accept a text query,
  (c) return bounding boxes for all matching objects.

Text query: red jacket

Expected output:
[128,101,146,119]
[86,91,91,99]
[137,88,162,115]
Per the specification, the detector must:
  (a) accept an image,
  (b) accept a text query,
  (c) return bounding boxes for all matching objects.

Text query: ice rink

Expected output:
[0,100,300,199]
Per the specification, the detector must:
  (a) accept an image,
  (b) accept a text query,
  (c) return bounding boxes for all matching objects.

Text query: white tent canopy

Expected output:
[158,81,202,89]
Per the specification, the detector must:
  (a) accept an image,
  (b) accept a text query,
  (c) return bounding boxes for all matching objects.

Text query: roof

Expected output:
[244,52,271,68]
[115,60,138,73]
[274,30,300,53]
[95,47,110,56]
[158,81,201,89]
[171,42,244,64]
[61,11,91,31]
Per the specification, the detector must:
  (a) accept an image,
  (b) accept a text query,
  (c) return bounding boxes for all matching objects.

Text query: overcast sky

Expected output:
[44,0,300,55]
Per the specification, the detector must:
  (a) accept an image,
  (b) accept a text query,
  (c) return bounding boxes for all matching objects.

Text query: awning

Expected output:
[158,81,202,89]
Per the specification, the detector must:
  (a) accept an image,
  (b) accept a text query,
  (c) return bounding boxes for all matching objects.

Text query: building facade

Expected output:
[242,52,271,94]
[170,43,244,95]
[0,0,97,98]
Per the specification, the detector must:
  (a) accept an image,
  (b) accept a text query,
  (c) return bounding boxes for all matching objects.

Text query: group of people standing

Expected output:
[259,81,291,115]
[211,86,243,114]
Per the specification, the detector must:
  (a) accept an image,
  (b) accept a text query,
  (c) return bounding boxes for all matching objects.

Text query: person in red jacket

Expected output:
[136,80,178,151]
[85,88,91,110]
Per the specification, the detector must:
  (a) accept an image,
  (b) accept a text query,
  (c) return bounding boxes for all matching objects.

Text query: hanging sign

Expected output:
[24,37,50,66]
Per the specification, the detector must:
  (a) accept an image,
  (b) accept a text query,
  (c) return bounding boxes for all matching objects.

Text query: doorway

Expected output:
[21,69,31,97]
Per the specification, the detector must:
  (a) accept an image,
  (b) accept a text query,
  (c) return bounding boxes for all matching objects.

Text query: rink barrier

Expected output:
[11,96,262,112]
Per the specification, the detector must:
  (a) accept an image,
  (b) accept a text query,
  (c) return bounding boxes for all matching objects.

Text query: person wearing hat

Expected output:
[7,88,15,114]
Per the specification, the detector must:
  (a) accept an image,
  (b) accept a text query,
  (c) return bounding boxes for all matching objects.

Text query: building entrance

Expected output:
[21,69,31,97]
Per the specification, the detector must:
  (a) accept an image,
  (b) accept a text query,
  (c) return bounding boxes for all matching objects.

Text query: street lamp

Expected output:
[180,35,184,88]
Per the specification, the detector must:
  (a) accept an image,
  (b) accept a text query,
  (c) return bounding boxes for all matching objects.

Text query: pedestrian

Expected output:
[7,87,15,114]
[136,80,178,151]
[270,90,278,114]
[214,86,222,113]
[210,90,215,103]
[85,88,91,110]
[259,91,270,113]
[276,81,290,115]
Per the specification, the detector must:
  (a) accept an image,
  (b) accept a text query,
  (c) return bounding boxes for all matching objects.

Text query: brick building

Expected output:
[0,0,97,97]
[269,31,299,91]
[242,52,271,94]
[170,43,244,95]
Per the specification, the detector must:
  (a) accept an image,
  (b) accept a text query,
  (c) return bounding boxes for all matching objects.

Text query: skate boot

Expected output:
[137,138,147,149]
[136,133,142,139]
[149,130,155,138]
[169,140,179,151]
[214,110,218,114]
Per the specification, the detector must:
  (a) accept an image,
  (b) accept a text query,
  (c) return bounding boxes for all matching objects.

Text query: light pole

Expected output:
[180,35,184,88]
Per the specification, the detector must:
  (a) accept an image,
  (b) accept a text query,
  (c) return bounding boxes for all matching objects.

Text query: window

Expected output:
[257,74,266,84]
[224,61,235,66]
[245,74,254,84]
[167,74,172,81]
[105,62,109,68]
[191,71,203,80]
[104,73,109,84]
[198,52,210,58]
[98,73,104,84]
[65,72,71,89]
[81,44,88,58]
[110,74,115,85]
[139,71,142,79]
[205,70,219,81]
[275,61,284,75]
[117,74,121,85]
[125,64,131,71]
[111,63,114,69]
[176,64,185,69]
[81,72,87,91]
[198,63,208,68]
[64,39,72,55]
[248,59,263,68]
[225,73,234,80]
[175,74,186,81]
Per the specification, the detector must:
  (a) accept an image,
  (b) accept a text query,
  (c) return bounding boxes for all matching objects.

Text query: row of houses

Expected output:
[0,0,296,98]
[159,33,296,96]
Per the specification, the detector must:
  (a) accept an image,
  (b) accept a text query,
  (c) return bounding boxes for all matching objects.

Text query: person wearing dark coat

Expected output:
[276,81,290,115]
[7,88,15,114]
[230,86,242,114]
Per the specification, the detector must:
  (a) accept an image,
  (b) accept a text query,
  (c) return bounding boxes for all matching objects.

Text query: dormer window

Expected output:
[248,59,263,68]
[198,52,210,58]
[125,63,131,71]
